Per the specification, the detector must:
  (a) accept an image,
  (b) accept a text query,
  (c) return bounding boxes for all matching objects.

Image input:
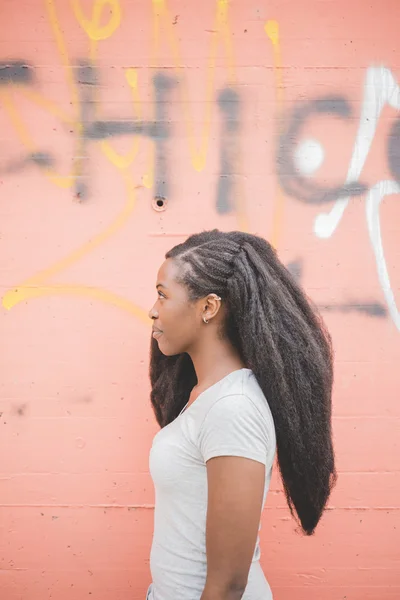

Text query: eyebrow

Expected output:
[156,283,167,289]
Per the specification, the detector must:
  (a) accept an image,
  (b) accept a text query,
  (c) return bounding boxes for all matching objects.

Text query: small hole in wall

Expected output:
[152,196,167,212]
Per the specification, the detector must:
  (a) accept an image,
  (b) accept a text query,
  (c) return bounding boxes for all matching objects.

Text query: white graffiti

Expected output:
[295,138,325,177]
[313,66,400,330]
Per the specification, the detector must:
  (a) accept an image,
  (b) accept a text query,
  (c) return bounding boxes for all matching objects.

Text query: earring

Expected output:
[203,316,209,324]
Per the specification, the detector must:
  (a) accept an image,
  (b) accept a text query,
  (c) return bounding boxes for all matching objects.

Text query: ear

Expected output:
[202,294,222,323]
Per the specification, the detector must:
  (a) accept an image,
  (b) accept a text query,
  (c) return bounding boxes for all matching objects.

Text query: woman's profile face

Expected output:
[148,258,202,356]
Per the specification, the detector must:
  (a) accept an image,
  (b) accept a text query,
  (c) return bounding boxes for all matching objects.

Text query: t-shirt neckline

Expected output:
[179,367,252,417]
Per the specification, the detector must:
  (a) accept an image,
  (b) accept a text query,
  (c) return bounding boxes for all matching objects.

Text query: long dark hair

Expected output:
[149,229,336,535]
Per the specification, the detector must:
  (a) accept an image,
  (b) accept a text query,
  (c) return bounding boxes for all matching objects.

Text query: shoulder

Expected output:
[208,369,274,429]
[198,374,276,465]
[201,391,274,443]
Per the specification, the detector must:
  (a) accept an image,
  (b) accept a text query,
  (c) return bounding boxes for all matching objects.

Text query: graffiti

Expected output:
[277,96,368,204]
[0,60,177,201]
[0,151,53,175]
[74,63,176,201]
[286,260,388,319]
[0,0,240,205]
[0,63,54,174]
[71,0,121,43]
[0,0,243,319]
[319,301,387,318]
[0,1,397,332]
[388,117,400,183]
[216,87,240,214]
[0,61,32,84]
[279,66,400,331]
[0,59,242,209]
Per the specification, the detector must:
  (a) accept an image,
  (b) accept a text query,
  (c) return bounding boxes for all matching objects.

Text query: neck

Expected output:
[188,335,246,393]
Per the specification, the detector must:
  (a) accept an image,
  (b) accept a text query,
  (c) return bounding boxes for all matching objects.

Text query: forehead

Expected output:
[156,258,181,287]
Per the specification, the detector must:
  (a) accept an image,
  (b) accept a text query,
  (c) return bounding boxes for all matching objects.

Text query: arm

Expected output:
[200,455,265,600]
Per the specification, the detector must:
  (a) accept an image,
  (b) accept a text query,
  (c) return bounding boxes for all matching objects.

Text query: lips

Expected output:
[152,327,163,339]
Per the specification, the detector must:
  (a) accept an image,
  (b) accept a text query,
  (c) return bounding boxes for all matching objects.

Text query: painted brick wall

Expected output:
[0,1,399,599]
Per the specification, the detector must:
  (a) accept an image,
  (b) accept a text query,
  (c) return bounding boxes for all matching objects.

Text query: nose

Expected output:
[148,304,158,320]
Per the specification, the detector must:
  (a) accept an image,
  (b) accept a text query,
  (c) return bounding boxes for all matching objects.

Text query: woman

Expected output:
[147,229,336,600]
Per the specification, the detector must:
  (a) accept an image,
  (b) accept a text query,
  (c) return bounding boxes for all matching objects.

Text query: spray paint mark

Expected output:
[151,72,176,202]
[277,96,368,204]
[314,67,400,238]
[312,67,400,331]
[388,116,400,184]
[75,67,175,201]
[0,152,53,175]
[0,62,33,85]
[12,404,28,416]
[286,259,387,319]
[82,67,176,201]
[286,259,303,281]
[216,86,240,213]
[1,60,176,201]
[74,61,96,200]
[319,302,387,318]
[276,66,399,330]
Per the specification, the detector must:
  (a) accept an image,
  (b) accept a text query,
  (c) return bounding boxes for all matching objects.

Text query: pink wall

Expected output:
[1,1,399,599]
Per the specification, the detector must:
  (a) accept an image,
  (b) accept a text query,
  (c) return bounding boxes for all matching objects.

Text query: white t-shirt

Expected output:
[148,368,276,600]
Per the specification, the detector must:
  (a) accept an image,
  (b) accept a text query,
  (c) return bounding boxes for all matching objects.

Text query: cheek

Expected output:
[163,305,197,337]
[157,311,195,355]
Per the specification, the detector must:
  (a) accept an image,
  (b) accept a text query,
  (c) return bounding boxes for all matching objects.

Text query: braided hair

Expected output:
[149,229,336,535]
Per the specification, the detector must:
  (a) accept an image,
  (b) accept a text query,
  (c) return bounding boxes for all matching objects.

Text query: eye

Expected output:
[157,290,166,299]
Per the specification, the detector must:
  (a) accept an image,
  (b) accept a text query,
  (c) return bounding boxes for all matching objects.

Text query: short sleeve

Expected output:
[198,394,271,465]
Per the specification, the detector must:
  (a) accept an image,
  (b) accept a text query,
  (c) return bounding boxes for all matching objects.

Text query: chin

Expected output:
[159,347,182,357]
[157,339,185,357]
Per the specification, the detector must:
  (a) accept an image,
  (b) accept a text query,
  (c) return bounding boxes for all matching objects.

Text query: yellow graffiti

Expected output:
[18,88,74,124]
[2,0,250,317]
[3,284,149,322]
[150,0,248,231]
[4,170,137,290]
[265,20,284,108]
[72,0,142,170]
[100,68,142,170]
[46,0,94,193]
[0,90,74,189]
[152,0,235,173]
[265,19,285,248]
[72,0,121,61]
[1,0,145,318]
[216,0,236,83]
[45,0,79,108]
[142,144,155,189]
[3,171,147,323]
[72,0,121,41]
[0,0,86,191]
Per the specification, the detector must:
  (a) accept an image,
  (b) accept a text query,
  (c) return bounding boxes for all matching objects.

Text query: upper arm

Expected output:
[204,455,265,595]
[198,394,272,596]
